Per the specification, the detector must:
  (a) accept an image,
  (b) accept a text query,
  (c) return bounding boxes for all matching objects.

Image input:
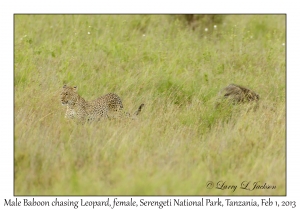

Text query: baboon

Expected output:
[217,84,260,106]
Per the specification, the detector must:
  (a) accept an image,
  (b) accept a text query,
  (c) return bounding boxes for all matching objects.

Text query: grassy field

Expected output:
[14,15,286,195]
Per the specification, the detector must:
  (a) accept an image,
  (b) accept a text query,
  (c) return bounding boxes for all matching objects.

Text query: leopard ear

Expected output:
[73,86,78,92]
[63,84,67,88]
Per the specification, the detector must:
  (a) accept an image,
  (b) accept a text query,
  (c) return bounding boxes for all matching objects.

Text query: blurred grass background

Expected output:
[14,14,285,195]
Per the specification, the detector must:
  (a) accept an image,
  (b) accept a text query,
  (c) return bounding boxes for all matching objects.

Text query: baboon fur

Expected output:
[218,84,260,105]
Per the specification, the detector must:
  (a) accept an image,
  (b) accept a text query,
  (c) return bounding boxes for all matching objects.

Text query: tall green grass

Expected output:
[14,15,285,195]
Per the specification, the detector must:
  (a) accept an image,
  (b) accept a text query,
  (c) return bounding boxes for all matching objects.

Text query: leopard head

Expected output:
[60,85,78,106]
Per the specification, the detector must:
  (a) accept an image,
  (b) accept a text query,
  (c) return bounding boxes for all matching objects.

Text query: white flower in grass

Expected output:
[282,43,285,46]
[214,25,217,29]
[205,28,208,32]
[88,32,91,35]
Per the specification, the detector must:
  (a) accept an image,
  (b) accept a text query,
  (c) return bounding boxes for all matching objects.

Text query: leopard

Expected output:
[60,85,144,123]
